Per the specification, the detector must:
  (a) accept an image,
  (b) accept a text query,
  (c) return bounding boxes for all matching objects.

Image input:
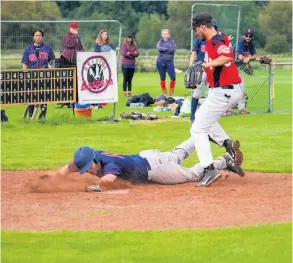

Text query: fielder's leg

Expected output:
[190,85,242,186]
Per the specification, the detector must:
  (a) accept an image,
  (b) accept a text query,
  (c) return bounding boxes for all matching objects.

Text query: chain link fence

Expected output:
[270,62,292,113]
[191,4,241,51]
[238,61,271,113]
[223,61,292,114]
[1,20,122,70]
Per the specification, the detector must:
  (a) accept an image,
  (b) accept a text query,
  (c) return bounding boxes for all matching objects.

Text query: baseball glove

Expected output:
[259,56,272,64]
[184,61,203,89]
[243,63,253,75]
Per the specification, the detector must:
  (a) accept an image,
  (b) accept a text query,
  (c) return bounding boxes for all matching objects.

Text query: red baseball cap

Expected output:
[70,22,78,29]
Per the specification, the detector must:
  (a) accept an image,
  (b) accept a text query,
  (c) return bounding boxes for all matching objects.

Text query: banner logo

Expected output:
[81,56,113,93]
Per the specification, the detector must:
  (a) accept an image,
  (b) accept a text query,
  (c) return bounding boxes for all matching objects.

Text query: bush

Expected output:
[264,34,290,54]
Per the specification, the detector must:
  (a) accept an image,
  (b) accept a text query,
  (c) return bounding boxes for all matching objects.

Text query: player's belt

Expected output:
[143,158,152,171]
[220,85,234,89]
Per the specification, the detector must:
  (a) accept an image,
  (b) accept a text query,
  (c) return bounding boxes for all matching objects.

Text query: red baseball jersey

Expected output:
[204,34,241,87]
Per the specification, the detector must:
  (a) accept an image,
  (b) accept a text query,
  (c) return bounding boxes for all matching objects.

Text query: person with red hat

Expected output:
[61,22,84,67]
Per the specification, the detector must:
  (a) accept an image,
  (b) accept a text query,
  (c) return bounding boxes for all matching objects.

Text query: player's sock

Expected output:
[169,80,176,96]
[160,80,167,95]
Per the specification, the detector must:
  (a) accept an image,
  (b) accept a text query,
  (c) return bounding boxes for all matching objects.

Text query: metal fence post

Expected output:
[268,63,274,113]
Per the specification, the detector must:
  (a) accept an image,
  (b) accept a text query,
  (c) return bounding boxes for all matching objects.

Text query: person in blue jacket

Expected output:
[94,29,115,52]
[156,29,176,96]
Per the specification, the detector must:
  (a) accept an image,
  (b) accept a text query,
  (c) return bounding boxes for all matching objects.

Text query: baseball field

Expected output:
[2,70,292,263]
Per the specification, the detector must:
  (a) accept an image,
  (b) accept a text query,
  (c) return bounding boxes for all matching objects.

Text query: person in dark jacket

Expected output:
[62,22,84,66]
[156,29,176,96]
[121,33,139,97]
[94,29,115,52]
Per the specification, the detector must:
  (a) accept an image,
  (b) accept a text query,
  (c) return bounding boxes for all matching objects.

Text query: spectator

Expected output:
[236,28,257,114]
[94,29,115,52]
[121,33,139,97]
[156,29,176,96]
[21,30,55,120]
[61,22,84,67]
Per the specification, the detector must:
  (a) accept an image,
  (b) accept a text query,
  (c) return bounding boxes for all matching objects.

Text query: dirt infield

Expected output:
[1,170,292,231]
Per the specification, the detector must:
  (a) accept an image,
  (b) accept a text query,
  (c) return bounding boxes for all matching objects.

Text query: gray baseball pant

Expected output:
[139,137,227,185]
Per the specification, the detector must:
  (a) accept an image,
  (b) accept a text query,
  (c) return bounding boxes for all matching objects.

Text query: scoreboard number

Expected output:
[39,71,44,78]
[1,68,76,105]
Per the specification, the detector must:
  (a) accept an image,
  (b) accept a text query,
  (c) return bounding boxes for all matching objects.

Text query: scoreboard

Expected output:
[0,68,76,106]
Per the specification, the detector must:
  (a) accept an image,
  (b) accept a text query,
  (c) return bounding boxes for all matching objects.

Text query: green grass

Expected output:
[242,67,292,112]
[1,113,292,172]
[1,72,292,262]
[2,223,292,263]
[2,72,292,172]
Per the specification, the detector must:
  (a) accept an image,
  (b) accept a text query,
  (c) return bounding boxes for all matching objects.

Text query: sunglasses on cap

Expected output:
[245,34,253,38]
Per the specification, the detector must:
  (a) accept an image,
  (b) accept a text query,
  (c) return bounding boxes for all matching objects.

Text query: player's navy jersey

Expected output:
[21,43,55,69]
[95,151,149,183]
[237,39,256,57]
[236,39,256,67]
[204,34,241,87]
[193,37,206,62]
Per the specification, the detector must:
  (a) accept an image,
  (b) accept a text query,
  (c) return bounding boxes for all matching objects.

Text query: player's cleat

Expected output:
[86,184,102,192]
[224,139,243,165]
[196,164,221,187]
[223,153,245,177]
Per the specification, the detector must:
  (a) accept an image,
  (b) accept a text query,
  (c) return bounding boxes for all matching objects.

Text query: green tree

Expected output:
[56,1,81,18]
[136,14,166,49]
[166,1,193,49]
[235,1,266,48]
[1,1,62,49]
[1,1,62,20]
[132,1,168,18]
[259,1,292,53]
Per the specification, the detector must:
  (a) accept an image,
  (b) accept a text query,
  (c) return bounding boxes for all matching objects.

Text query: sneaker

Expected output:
[224,140,243,165]
[128,92,132,97]
[223,153,245,177]
[196,164,221,187]
[123,92,128,97]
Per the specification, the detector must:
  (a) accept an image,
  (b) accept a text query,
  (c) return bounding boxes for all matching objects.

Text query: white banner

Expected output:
[77,51,118,104]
